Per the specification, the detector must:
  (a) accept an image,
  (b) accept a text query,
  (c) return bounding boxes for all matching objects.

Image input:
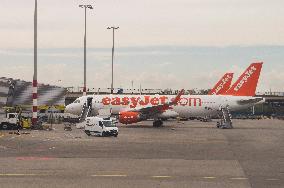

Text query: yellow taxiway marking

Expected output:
[91,174,127,177]
[152,176,171,178]
[230,177,248,180]
[203,177,216,179]
[0,174,46,176]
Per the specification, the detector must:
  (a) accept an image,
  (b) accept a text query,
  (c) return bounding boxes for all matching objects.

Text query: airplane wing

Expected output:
[118,89,184,124]
[127,89,184,116]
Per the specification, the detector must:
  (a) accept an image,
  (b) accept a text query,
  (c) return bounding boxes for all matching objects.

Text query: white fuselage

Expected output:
[65,94,264,118]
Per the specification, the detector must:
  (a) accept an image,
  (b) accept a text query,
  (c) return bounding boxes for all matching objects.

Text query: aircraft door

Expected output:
[220,96,229,109]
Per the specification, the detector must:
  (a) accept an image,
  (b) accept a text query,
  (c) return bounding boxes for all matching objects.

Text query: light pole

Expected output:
[79,4,93,96]
[107,26,119,94]
[32,0,38,126]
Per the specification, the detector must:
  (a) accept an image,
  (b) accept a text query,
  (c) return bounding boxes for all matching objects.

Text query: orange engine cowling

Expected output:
[119,111,141,124]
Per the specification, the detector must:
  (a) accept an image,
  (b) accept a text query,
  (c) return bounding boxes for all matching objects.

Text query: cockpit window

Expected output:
[74,99,80,103]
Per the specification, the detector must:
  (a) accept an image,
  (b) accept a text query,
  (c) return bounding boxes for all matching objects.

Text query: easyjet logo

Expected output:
[234,66,257,91]
[101,96,202,108]
[211,74,232,95]
[178,97,202,107]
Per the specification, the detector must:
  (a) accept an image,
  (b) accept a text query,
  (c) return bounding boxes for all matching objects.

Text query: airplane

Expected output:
[64,72,234,123]
[65,62,264,127]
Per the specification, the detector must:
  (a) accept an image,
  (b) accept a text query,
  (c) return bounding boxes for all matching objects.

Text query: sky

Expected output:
[0,0,283,92]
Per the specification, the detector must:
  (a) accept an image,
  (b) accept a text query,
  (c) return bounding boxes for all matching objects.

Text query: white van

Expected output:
[0,113,19,130]
[84,116,118,137]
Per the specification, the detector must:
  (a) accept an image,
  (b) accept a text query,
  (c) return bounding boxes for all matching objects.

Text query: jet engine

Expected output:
[119,111,141,124]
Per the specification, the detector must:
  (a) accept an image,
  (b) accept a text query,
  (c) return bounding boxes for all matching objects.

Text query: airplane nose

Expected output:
[65,104,73,114]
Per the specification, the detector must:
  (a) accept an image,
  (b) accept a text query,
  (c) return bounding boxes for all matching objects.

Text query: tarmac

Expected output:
[0,119,283,188]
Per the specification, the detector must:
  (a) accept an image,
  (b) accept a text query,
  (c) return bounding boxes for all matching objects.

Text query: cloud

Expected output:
[0,46,283,92]
[0,50,32,56]
[260,69,284,91]
[1,0,284,48]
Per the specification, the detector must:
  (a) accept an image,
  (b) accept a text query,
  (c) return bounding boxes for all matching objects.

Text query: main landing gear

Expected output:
[153,120,163,127]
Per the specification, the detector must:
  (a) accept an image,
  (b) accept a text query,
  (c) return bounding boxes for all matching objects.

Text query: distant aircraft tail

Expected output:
[209,73,234,95]
[225,62,263,96]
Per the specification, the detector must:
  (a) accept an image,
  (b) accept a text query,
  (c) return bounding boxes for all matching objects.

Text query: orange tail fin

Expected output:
[225,62,263,96]
[209,73,234,95]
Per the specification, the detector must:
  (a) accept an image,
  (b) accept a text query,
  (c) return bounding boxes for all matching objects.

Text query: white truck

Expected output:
[84,116,118,137]
[0,113,19,130]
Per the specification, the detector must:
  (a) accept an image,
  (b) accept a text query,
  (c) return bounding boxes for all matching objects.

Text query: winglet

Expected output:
[209,73,234,95]
[172,89,184,105]
[225,62,263,96]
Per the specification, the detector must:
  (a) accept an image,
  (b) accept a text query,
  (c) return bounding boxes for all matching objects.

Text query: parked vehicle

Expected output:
[0,113,20,130]
[84,116,118,137]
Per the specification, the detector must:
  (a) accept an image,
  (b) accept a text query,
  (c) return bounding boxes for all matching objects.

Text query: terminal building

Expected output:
[0,77,66,114]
